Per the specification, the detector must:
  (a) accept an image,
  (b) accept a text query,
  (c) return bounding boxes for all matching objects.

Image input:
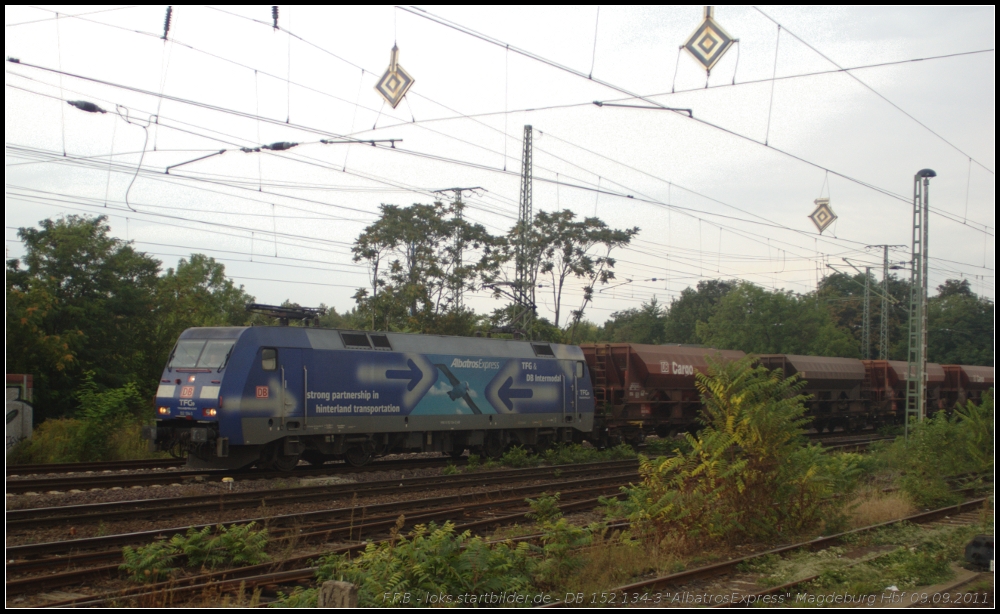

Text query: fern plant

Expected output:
[120,541,178,583]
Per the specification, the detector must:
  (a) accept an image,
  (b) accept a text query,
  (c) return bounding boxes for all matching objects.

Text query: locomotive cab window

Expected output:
[261,348,277,371]
[576,361,585,378]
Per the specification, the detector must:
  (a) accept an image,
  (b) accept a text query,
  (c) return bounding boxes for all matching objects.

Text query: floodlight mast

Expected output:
[904,169,935,441]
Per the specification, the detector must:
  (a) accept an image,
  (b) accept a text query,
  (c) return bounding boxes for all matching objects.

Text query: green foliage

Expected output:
[500,446,543,468]
[879,391,993,507]
[802,525,978,597]
[534,517,592,588]
[75,372,149,461]
[441,462,460,475]
[616,356,853,544]
[662,280,735,344]
[313,521,538,607]
[464,453,481,471]
[120,541,178,583]
[542,443,636,465]
[6,215,254,427]
[599,299,666,345]
[8,373,157,464]
[697,282,859,357]
[927,279,994,365]
[7,215,161,419]
[525,493,563,523]
[122,523,268,582]
[643,437,692,457]
[271,587,318,608]
[213,522,270,567]
[351,200,503,334]
[155,253,254,345]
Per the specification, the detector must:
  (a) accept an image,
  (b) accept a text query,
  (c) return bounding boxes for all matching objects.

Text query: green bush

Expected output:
[615,356,853,545]
[8,372,158,464]
[500,446,543,468]
[120,541,178,583]
[122,523,268,582]
[878,391,993,507]
[311,521,538,607]
[542,443,636,465]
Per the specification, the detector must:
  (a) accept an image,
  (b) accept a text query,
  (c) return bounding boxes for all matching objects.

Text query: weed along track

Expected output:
[544,498,991,608]
[5,460,639,603]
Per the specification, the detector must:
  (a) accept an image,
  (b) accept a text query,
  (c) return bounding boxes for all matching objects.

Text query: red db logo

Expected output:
[181,386,195,398]
[256,386,269,399]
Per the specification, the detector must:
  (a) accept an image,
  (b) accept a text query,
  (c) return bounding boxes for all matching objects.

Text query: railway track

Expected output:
[6,457,185,477]
[4,455,460,494]
[25,499,633,608]
[6,459,638,529]
[4,431,887,488]
[545,497,991,608]
[7,463,639,599]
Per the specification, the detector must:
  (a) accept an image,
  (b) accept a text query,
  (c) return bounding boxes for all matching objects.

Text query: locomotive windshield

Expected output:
[168,339,235,370]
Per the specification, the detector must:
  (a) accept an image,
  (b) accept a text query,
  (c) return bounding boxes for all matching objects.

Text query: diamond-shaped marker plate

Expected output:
[683,7,734,74]
[375,45,414,109]
[809,198,838,234]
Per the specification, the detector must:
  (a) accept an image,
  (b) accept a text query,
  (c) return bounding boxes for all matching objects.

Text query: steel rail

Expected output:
[7,477,633,597]
[7,459,638,527]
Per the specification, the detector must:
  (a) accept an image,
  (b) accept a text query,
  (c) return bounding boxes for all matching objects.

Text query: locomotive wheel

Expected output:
[302,450,328,467]
[482,433,505,460]
[271,452,301,472]
[260,442,301,471]
[344,445,373,467]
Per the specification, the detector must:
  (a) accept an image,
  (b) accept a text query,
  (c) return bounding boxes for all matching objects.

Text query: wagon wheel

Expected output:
[446,448,466,460]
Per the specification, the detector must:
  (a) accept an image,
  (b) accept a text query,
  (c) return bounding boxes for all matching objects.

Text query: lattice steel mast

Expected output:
[905,169,935,438]
[511,125,535,334]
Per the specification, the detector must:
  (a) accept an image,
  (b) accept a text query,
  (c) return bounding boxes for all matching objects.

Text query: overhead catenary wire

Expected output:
[752,5,995,176]
[396,5,994,233]
[13,14,993,237]
[5,11,992,304]
[7,76,988,294]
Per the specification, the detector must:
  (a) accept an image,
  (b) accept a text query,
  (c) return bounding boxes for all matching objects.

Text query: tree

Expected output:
[662,280,735,344]
[156,254,254,343]
[927,279,994,365]
[6,215,161,418]
[600,298,666,345]
[352,200,502,334]
[696,282,858,357]
[564,218,639,342]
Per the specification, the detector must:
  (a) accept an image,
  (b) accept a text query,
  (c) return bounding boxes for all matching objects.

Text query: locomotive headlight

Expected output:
[158,406,170,415]
[203,408,217,417]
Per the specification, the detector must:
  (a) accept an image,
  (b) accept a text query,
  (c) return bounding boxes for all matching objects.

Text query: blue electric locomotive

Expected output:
[143,326,595,470]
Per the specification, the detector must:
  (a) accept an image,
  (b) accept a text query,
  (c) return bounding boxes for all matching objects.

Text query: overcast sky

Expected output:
[5,5,995,324]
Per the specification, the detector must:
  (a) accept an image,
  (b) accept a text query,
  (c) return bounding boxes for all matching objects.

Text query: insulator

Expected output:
[272,6,279,29]
[67,100,107,114]
[263,141,298,151]
[162,6,173,40]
